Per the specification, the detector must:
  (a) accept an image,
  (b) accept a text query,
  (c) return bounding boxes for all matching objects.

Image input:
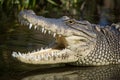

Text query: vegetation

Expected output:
[0,0,120,32]
[0,0,86,34]
[0,0,85,18]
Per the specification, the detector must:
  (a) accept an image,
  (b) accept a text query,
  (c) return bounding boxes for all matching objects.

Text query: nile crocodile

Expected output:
[12,10,120,66]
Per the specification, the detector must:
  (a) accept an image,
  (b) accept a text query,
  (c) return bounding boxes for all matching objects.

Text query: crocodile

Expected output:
[12,10,120,66]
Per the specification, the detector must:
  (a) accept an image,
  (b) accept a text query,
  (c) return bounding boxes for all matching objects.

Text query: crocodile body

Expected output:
[12,10,120,66]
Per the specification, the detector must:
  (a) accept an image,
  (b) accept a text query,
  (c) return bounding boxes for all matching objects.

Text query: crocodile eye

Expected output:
[68,20,74,24]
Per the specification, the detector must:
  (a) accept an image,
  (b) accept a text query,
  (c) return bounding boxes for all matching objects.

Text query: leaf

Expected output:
[29,0,36,9]
[0,0,4,5]
[47,0,58,6]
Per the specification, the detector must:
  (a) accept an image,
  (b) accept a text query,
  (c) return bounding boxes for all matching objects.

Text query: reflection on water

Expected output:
[20,65,120,80]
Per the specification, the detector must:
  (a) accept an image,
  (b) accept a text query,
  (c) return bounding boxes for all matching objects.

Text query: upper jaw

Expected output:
[18,10,71,37]
[12,10,79,64]
[18,10,72,48]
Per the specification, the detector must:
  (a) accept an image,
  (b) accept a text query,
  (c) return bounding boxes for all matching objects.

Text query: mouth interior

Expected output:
[45,35,67,54]
[26,20,68,52]
[12,19,70,64]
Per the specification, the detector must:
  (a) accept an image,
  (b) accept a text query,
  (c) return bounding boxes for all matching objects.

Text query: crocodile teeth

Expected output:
[44,30,47,34]
[53,33,56,37]
[11,48,76,64]
[29,23,32,29]
[27,23,61,37]
[18,52,23,56]
[48,30,51,34]
[34,25,37,29]
[12,50,61,61]
[12,52,18,57]
[42,28,45,33]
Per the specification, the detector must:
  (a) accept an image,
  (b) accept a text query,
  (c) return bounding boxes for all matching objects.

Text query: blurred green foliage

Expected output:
[0,0,86,34]
[0,0,85,18]
[0,0,120,23]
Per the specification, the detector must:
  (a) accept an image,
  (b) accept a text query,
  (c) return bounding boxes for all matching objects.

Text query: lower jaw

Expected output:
[12,43,68,63]
[12,44,78,64]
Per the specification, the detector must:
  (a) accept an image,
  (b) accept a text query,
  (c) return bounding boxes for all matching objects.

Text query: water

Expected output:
[19,65,120,80]
[1,64,120,80]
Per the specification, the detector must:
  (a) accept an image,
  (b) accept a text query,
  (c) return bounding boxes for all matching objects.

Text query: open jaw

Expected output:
[12,19,78,65]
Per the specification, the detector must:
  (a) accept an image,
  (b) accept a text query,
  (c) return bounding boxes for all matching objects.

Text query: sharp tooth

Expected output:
[34,25,37,29]
[44,30,47,34]
[51,51,54,56]
[53,33,56,37]
[12,52,18,57]
[42,28,44,33]
[29,23,32,29]
[18,52,22,56]
[48,31,51,34]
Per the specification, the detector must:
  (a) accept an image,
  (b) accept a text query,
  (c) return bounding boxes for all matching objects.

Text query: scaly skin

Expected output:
[12,10,120,66]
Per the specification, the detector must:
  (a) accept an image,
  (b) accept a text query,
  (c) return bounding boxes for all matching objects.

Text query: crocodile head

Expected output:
[12,10,97,65]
